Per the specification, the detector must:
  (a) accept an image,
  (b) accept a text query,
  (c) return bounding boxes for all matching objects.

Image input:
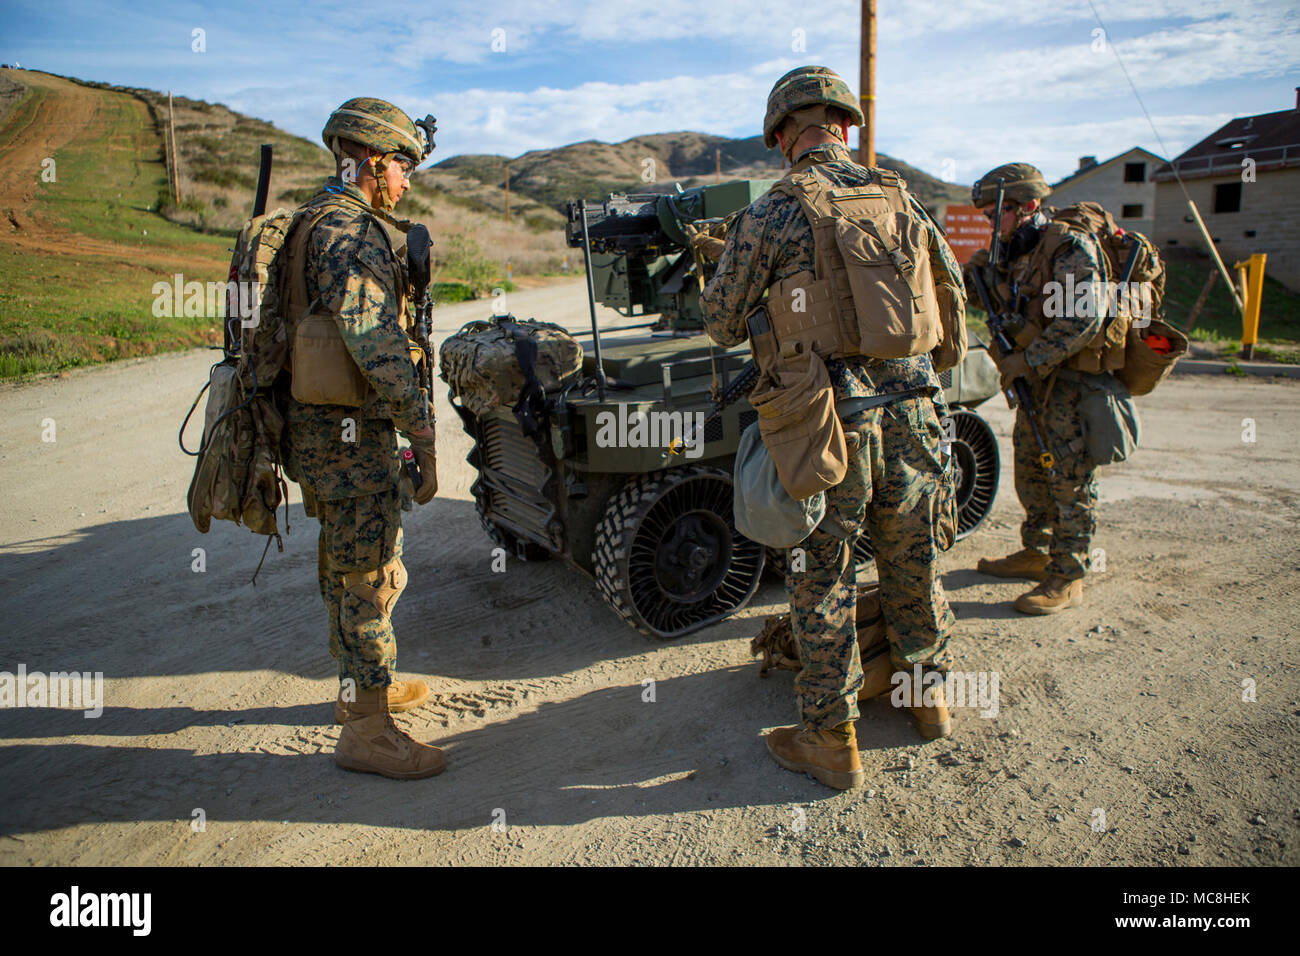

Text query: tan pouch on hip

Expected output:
[749,349,849,501]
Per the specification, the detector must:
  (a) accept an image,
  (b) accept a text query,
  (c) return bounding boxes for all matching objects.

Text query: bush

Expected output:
[432,282,473,303]
[437,233,498,296]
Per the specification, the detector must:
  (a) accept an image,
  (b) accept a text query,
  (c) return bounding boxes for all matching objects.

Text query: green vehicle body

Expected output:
[452,180,1002,639]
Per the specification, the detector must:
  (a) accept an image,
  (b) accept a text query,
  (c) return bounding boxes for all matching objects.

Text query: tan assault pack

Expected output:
[751,583,890,693]
[1017,202,1168,376]
[186,207,296,539]
[759,167,959,369]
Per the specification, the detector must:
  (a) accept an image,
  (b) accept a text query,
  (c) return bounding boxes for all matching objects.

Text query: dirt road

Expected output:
[1,280,1297,866]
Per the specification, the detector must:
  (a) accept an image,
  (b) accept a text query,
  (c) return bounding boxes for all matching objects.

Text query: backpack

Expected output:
[1025,202,1168,377]
[763,166,967,372]
[750,583,887,677]
[439,315,584,420]
[182,208,296,546]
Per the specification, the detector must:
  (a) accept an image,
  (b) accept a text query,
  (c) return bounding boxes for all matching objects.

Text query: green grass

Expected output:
[0,76,232,379]
[1163,257,1300,344]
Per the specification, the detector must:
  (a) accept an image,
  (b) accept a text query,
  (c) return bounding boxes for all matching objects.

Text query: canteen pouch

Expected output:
[1077,372,1141,468]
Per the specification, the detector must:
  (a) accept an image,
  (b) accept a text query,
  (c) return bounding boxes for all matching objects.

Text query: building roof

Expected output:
[1051,147,1165,190]
[1153,106,1300,181]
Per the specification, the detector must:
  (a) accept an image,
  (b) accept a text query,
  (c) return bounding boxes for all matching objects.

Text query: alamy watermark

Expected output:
[1041,275,1154,327]
[0,664,103,717]
[890,665,999,718]
[50,886,150,935]
[152,274,261,326]
[594,404,706,459]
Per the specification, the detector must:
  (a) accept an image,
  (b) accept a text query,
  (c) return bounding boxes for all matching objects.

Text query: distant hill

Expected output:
[0,69,564,377]
[437,131,969,218]
[101,85,564,237]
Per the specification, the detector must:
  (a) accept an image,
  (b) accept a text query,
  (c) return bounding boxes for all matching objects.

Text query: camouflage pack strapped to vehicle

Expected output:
[439,314,584,419]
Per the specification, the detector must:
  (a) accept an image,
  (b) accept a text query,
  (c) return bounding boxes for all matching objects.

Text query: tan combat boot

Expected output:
[1014,575,1084,615]
[334,678,430,724]
[765,722,865,790]
[907,675,953,740]
[334,687,446,780]
[977,548,1048,581]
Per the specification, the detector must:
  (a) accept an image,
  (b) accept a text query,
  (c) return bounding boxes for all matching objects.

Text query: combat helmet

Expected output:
[322,98,437,210]
[971,163,1051,208]
[763,66,864,160]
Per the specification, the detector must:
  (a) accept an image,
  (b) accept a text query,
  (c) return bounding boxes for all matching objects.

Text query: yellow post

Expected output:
[1233,253,1267,359]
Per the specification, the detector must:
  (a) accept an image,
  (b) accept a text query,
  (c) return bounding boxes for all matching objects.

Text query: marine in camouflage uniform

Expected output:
[698,66,963,789]
[279,97,445,780]
[968,163,1107,614]
[284,174,429,690]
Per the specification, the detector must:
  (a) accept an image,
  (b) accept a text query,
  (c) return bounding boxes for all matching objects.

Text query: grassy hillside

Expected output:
[0,70,234,377]
[113,85,568,276]
[437,130,969,218]
[0,70,566,378]
[5,67,1293,381]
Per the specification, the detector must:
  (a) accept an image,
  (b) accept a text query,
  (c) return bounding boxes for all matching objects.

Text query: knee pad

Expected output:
[341,556,407,620]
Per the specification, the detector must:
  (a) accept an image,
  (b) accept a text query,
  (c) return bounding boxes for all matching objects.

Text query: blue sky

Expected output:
[4,0,1298,185]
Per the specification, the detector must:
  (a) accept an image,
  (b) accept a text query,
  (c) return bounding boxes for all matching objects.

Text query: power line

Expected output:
[1085,0,1243,313]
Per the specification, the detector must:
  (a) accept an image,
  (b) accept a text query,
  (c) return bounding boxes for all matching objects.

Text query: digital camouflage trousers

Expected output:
[785,394,957,729]
[1013,374,1099,581]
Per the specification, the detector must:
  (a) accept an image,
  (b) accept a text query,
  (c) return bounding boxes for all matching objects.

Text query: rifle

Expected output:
[974,177,1055,473]
[403,223,435,490]
[222,144,274,357]
[663,360,759,461]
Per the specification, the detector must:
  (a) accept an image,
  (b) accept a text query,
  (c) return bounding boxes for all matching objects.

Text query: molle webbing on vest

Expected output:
[280,197,375,406]
[763,168,941,370]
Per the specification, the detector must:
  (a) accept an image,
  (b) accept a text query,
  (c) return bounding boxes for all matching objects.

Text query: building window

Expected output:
[1214,182,1242,214]
[1122,204,1143,219]
[1123,162,1146,182]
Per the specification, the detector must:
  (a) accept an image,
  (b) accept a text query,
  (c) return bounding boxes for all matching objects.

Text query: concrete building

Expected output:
[1152,91,1300,291]
[1049,147,1164,236]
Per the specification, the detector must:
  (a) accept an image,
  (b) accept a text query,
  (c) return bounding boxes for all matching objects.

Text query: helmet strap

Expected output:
[369,151,398,211]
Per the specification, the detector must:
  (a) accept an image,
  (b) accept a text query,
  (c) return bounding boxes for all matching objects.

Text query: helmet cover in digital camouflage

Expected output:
[971,162,1052,208]
[763,66,864,150]
[322,97,429,165]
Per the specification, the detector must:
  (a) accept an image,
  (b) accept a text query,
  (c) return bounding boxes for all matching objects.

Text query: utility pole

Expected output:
[504,162,510,222]
[715,147,721,184]
[859,0,876,168]
[167,91,180,203]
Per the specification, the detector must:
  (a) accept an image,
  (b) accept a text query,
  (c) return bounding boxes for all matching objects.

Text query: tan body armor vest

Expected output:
[748,167,943,380]
[280,194,415,406]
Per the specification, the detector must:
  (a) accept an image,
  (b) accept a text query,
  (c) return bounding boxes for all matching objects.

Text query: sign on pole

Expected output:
[943,205,991,265]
